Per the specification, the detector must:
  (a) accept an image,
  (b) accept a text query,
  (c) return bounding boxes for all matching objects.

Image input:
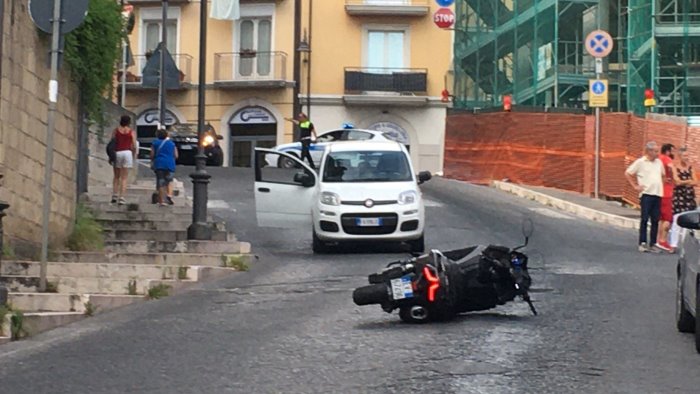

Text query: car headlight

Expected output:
[202,135,216,147]
[321,192,341,206]
[398,190,417,205]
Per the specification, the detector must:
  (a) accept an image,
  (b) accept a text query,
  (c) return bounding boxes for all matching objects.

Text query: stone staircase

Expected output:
[0,178,251,342]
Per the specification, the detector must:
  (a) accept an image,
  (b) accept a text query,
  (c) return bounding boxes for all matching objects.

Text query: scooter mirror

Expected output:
[521,218,534,240]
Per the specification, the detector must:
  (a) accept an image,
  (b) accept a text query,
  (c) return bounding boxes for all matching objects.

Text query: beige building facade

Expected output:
[122,0,452,173]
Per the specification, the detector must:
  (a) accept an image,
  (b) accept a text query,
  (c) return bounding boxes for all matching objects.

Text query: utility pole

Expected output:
[292,0,302,140]
[39,0,63,292]
[158,0,168,128]
[120,0,127,107]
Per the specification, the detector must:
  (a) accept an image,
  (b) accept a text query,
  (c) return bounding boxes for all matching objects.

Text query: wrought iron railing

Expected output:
[214,51,287,83]
[344,67,428,93]
[117,53,193,86]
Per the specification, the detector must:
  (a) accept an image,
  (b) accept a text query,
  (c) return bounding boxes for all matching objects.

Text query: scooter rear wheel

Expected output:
[399,305,431,324]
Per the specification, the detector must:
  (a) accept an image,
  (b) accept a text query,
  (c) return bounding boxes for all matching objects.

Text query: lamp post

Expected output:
[187,0,212,240]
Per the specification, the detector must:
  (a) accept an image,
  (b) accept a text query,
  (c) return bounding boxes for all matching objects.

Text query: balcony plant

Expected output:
[239,49,257,59]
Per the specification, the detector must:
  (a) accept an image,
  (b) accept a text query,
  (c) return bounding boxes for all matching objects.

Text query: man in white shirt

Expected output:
[625,141,666,253]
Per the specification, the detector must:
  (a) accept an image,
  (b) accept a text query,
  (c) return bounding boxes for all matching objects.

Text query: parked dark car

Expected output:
[139,123,224,166]
[675,210,700,352]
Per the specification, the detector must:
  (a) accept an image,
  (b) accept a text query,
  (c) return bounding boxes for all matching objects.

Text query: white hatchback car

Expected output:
[254,141,431,253]
[266,127,396,169]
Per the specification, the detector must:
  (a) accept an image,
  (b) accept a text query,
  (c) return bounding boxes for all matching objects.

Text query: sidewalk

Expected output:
[492,181,641,230]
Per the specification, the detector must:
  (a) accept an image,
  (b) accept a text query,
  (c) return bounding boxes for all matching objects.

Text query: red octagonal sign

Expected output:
[434,8,455,29]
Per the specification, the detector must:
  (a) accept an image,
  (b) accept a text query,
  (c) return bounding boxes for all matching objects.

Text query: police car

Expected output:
[265,124,396,168]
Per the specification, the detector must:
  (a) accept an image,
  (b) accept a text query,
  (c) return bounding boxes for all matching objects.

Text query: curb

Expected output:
[492,181,640,230]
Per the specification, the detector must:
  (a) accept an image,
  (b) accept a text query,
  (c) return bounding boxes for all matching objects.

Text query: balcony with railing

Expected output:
[343,67,429,106]
[214,51,289,89]
[118,54,193,90]
[345,0,429,16]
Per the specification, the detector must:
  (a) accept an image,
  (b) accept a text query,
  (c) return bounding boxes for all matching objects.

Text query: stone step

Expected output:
[89,184,185,197]
[9,293,88,312]
[0,275,153,295]
[96,218,194,232]
[53,251,247,266]
[93,211,209,222]
[103,229,231,242]
[22,312,86,338]
[8,293,144,313]
[105,240,250,254]
[88,202,195,214]
[1,261,198,280]
[0,265,236,295]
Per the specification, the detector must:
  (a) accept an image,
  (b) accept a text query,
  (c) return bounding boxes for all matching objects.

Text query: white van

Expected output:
[254,141,431,253]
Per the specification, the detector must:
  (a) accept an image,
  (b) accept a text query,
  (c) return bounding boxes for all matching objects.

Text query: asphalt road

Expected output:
[0,167,697,393]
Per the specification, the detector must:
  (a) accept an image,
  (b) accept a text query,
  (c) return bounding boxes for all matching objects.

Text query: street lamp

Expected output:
[297,30,311,116]
[187,0,212,240]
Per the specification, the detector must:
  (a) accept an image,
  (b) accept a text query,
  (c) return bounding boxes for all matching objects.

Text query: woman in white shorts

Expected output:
[111,115,137,205]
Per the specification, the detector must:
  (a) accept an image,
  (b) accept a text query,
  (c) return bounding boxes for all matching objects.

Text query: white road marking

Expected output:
[528,207,574,220]
[424,199,444,208]
[208,200,231,210]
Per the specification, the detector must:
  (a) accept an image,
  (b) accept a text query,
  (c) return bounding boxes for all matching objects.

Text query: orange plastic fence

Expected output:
[445,112,700,207]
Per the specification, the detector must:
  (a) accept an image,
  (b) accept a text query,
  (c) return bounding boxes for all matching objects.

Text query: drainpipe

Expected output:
[292,0,302,141]
[0,0,5,115]
[306,0,312,119]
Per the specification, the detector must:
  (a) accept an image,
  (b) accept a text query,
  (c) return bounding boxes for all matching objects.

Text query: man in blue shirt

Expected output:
[151,128,178,206]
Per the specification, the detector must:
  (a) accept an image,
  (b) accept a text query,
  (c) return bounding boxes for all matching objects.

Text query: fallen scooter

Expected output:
[353,221,537,323]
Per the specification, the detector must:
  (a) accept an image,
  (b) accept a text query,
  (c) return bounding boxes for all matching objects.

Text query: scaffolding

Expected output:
[453,0,700,116]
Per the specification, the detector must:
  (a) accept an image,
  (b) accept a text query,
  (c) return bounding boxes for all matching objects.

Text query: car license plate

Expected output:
[391,277,414,300]
[356,218,382,227]
[180,144,193,150]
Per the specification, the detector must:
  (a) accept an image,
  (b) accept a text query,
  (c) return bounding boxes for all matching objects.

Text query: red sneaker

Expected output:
[655,242,671,252]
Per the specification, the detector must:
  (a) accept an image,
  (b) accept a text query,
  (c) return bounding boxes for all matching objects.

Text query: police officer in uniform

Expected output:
[285,112,318,169]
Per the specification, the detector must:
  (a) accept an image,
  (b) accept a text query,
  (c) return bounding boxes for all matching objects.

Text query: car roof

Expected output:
[327,140,404,152]
[320,128,382,135]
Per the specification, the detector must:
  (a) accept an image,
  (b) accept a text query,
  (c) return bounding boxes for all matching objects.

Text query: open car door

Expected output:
[254,148,317,228]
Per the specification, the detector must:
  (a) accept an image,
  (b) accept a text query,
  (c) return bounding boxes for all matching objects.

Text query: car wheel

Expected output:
[207,149,224,167]
[278,155,299,169]
[399,305,430,324]
[676,269,695,333]
[408,234,425,253]
[312,229,330,254]
[695,280,700,353]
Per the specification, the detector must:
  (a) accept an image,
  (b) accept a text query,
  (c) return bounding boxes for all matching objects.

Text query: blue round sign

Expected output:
[436,0,455,6]
[592,81,606,95]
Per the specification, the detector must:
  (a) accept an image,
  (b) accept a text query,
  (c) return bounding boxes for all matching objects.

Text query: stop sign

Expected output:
[434,8,455,29]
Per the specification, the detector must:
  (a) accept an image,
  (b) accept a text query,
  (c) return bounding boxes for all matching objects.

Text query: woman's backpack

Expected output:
[106,137,116,165]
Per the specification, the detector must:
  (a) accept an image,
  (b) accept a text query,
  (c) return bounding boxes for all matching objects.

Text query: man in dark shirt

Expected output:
[285,112,317,169]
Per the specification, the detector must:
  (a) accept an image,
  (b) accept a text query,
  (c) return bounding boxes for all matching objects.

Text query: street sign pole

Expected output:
[594,58,602,199]
[39,0,63,292]
[585,28,613,200]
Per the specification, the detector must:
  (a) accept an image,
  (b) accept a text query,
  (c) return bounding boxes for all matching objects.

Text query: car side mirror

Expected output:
[217,135,224,140]
[293,172,315,188]
[678,211,700,230]
[417,171,432,184]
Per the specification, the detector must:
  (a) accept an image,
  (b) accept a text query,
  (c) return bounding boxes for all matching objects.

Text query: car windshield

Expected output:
[322,150,413,183]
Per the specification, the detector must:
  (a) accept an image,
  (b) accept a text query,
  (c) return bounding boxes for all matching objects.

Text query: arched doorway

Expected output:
[136,108,179,158]
[229,106,277,167]
[367,121,411,151]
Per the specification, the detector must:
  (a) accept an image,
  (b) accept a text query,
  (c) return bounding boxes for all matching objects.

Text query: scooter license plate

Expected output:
[356,218,382,227]
[179,144,193,150]
[391,276,414,300]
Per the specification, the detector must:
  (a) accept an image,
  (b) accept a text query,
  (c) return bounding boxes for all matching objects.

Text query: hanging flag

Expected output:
[210,0,240,21]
